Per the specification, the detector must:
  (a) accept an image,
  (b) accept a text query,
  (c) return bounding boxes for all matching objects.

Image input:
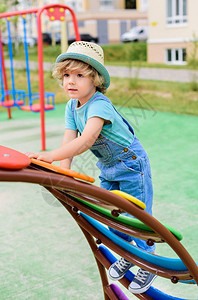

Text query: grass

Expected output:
[102,42,147,62]
[1,69,198,116]
[107,78,198,115]
[3,44,62,63]
[4,42,198,69]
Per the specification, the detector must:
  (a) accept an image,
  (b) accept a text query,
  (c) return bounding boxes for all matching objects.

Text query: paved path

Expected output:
[106,65,198,83]
[5,59,198,83]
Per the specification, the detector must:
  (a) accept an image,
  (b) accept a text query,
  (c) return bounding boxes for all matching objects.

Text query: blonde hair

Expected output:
[52,59,107,94]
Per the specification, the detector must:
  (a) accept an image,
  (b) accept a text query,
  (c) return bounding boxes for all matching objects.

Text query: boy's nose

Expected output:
[68,75,75,83]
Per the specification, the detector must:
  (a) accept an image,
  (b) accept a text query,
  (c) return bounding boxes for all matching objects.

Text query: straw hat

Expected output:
[56,41,110,88]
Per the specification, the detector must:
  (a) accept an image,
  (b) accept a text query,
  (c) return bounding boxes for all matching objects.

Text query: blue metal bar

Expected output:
[22,16,32,104]
[7,18,16,102]
[0,35,5,99]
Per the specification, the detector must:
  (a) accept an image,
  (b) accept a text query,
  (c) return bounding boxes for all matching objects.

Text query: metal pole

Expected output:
[37,8,46,151]
[0,27,11,118]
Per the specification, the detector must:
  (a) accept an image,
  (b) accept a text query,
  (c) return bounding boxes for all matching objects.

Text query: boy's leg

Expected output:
[99,175,119,192]
[110,157,157,292]
[99,177,135,280]
[99,162,157,292]
[107,228,136,280]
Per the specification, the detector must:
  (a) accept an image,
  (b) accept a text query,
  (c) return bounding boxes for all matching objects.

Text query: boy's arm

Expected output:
[26,117,104,163]
[60,129,78,169]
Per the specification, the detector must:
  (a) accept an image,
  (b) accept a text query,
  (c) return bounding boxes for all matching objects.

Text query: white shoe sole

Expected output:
[108,263,134,281]
[128,275,157,294]
[108,270,126,281]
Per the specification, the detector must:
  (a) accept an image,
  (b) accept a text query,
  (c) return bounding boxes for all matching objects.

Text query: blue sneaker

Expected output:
[108,257,134,280]
[128,268,157,294]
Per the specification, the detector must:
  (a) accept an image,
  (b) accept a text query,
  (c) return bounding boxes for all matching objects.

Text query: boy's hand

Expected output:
[25,152,54,164]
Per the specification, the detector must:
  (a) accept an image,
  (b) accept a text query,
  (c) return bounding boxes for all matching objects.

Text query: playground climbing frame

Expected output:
[0,4,80,151]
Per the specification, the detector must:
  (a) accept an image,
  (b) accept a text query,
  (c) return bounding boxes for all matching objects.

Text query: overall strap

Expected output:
[71,99,77,119]
[70,94,134,135]
[92,94,134,135]
[71,99,80,133]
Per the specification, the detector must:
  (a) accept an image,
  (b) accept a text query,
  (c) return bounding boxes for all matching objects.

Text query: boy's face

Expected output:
[62,68,96,105]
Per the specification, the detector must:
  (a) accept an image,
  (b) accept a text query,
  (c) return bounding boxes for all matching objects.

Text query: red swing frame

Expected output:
[0,4,80,151]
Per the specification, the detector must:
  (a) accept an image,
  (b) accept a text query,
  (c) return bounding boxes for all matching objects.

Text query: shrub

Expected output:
[102,42,147,63]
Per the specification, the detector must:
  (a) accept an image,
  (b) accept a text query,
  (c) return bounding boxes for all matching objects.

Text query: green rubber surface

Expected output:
[1,104,198,299]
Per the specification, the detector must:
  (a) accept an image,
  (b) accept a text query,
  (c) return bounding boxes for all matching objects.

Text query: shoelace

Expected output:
[134,269,150,284]
[115,258,131,272]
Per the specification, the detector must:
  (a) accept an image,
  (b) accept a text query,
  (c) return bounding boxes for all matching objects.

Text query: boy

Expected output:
[26,41,157,294]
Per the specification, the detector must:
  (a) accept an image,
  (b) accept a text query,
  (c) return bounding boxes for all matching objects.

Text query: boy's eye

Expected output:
[77,73,84,78]
[63,73,69,77]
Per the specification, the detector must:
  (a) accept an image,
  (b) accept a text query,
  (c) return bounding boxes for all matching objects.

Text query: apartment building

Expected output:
[37,0,148,44]
[2,0,148,44]
[148,0,197,65]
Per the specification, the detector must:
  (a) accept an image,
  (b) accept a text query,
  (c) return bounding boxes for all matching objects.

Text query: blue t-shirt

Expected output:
[65,92,134,147]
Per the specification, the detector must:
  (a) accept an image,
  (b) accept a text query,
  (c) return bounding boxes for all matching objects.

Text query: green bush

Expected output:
[102,42,147,63]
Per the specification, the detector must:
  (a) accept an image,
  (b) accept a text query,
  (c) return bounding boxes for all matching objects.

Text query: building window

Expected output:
[166,48,187,64]
[126,0,136,9]
[66,0,82,13]
[140,0,148,12]
[100,0,113,10]
[166,0,187,25]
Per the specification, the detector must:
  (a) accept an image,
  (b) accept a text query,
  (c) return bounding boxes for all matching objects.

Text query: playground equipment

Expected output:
[0,27,26,118]
[19,15,55,113]
[0,145,197,300]
[0,15,54,113]
[0,4,80,150]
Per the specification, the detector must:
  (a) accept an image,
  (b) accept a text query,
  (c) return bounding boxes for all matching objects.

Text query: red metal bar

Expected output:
[0,9,39,120]
[0,4,80,150]
[36,4,80,150]
[36,10,45,151]
[0,4,80,41]
[0,27,11,118]
[67,5,81,41]
[0,8,38,18]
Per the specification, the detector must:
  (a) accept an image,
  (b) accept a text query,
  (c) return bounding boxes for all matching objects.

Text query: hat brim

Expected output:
[56,52,110,88]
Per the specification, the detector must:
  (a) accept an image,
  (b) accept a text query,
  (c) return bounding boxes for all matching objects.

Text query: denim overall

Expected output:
[72,94,155,253]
